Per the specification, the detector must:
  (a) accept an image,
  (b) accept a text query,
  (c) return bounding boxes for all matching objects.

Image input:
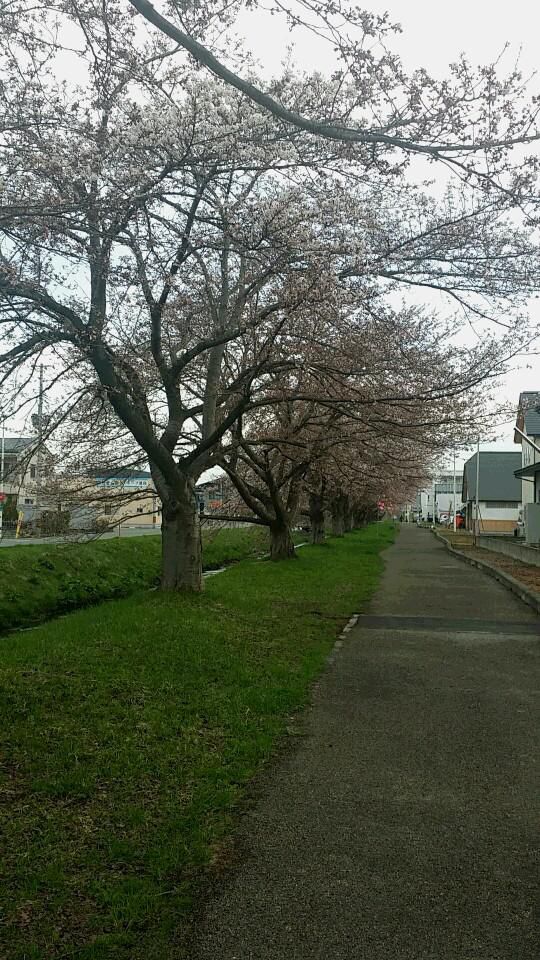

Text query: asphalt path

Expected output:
[188,524,539,960]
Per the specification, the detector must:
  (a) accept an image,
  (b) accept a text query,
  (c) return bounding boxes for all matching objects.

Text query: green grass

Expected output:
[0,526,285,634]
[0,524,395,960]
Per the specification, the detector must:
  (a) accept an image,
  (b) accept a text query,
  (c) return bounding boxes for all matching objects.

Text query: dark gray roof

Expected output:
[1,436,34,454]
[517,391,540,437]
[462,451,522,502]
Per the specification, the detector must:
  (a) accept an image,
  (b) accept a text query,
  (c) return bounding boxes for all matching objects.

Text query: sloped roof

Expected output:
[462,451,522,502]
[1,436,34,454]
[515,391,540,440]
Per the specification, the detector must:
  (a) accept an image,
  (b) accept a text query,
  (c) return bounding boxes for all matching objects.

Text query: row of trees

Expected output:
[1,1,539,589]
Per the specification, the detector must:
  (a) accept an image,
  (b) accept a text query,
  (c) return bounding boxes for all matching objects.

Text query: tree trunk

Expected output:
[309,492,325,544]
[161,498,203,591]
[353,508,366,528]
[344,501,355,533]
[330,496,345,537]
[269,520,296,560]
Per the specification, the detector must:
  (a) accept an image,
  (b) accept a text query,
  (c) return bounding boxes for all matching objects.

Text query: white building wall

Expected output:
[417,475,463,519]
[434,491,462,515]
[521,432,540,508]
[1,451,40,504]
[480,502,519,521]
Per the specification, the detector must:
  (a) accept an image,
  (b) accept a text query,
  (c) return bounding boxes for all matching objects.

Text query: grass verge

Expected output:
[0,523,395,959]
[0,526,282,634]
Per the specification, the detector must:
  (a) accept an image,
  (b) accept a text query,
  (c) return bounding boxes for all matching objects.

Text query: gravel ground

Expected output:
[458,546,540,595]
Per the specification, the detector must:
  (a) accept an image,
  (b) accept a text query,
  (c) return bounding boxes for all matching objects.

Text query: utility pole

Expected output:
[35,364,44,515]
[0,418,5,538]
[432,477,437,526]
[475,438,481,543]
[453,451,457,532]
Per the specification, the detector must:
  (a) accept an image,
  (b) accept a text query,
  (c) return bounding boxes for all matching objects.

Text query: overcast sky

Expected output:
[365,1,540,460]
[238,0,540,462]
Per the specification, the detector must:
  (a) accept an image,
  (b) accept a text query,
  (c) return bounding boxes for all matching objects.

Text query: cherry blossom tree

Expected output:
[216,294,516,553]
[1,0,539,591]
[129,0,540,183]
[0,2,351,587]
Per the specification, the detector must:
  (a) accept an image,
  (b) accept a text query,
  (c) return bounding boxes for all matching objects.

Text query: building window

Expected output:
[104,505,112,515]
[24,498,33,504]
[30,465,36,479]
[137,507,144,514]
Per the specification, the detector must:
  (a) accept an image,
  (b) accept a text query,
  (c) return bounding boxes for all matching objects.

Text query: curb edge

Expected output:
[433,531,540,616]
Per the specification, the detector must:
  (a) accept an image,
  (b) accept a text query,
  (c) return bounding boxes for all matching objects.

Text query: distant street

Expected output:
[0,526,162,547]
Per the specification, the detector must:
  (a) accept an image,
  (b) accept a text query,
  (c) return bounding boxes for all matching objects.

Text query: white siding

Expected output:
[521,432,540,508]
[480,502,519,521]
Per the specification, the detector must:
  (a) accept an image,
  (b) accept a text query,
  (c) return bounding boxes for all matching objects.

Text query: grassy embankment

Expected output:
[0,523,395,960]
[0,526,285,633]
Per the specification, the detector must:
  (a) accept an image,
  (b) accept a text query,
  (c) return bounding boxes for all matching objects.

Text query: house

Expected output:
[43,467,161,530]
[0,436,51,509]
[49,468,229,531]
[91,467,155,492]
[513,391,540,507]
[195,477,231,513]
[87,468,160,528]
[461,451,521,534]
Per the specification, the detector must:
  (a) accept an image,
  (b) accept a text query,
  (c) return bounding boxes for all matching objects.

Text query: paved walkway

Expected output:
[189,526,539,959]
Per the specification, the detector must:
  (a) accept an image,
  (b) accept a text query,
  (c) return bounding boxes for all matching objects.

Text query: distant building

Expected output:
[0,436,51,509]
[85,468,159,528]
[91,468,154,491]
[415,472,463,522]
[45,467,161,530]
[57,469,231,530]
[461,451,521,534]
[195,477,231,513]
